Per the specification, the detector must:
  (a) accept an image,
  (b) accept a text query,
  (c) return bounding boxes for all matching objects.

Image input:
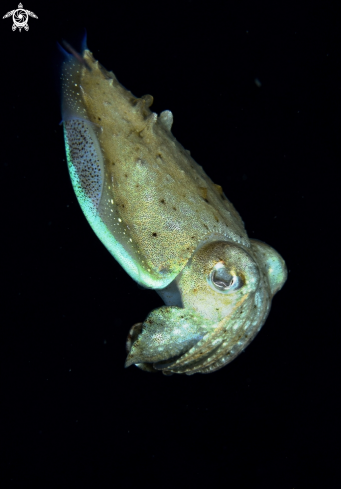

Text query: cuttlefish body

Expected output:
[60,39,287,375]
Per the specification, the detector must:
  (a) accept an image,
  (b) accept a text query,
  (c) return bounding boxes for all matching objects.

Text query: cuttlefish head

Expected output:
[125,238,287,375]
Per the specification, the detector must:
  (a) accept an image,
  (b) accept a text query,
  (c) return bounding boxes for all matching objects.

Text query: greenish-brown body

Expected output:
[61,47,287,374]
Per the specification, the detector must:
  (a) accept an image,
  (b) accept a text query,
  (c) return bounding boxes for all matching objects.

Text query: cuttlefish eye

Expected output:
[208,261,244,293]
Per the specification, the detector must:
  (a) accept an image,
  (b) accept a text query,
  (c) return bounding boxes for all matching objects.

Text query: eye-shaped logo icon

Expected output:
[2,3,38,32]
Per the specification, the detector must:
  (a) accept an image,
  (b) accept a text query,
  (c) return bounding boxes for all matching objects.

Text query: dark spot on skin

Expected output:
[204,224,209,230]
[173,206,177,211]
[221,195,226,200]
[136,184,139,187]
[191,236,195,239]
[112,162,115,166]
[160,199,165,204]
[98,117,101,121]
[122,204,125,208]
[152,232,157,237]
[203,198,209,203]
[125,174,128,178]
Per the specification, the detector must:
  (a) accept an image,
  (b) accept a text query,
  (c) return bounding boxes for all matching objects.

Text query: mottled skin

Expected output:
[61,43,287,375]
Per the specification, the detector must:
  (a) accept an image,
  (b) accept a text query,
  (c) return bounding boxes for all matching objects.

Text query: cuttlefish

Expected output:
[59,38,287,375]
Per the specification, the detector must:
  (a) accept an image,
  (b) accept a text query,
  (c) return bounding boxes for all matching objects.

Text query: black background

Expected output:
[2,1,340,487]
